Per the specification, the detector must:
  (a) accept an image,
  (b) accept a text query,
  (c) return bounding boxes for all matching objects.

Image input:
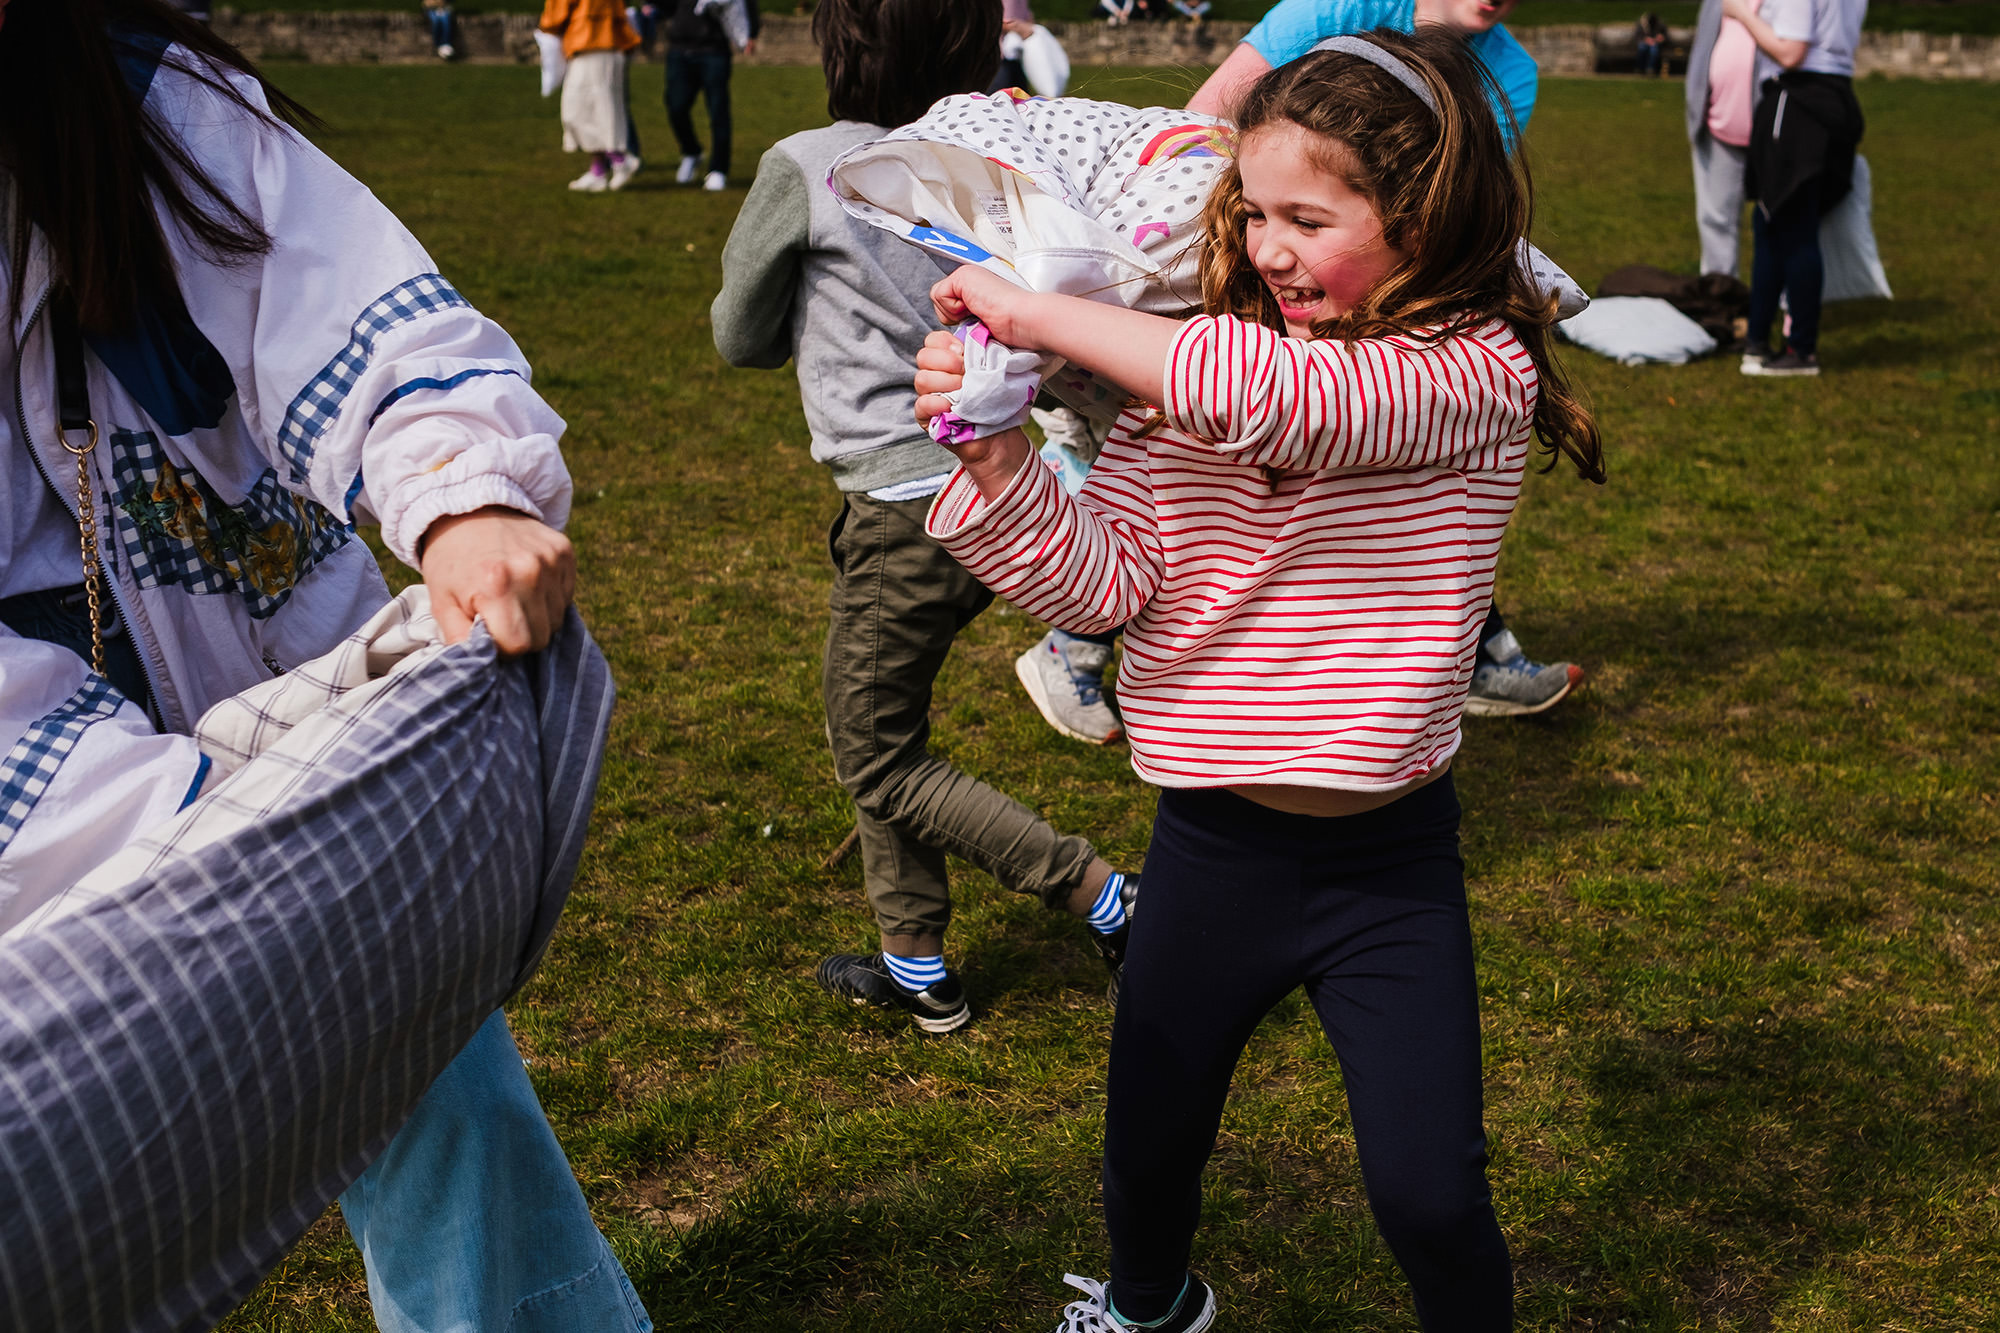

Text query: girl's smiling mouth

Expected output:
[1271,282,1325,319]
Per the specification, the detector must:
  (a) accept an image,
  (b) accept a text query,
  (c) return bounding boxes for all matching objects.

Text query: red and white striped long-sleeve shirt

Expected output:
[928,312,1537,791]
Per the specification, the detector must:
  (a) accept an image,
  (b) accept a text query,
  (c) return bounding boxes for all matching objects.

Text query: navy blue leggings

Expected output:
[1747,196,1825,355]
[1104,779,1511,1330]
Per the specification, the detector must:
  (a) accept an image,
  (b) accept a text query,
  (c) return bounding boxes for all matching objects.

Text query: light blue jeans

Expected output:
[339,1011,652,1333]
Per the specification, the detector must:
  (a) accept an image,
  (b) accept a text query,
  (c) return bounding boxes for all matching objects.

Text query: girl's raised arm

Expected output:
[929,269,1536,477]
[1163,315,1538,473]
[929,267,1182,408]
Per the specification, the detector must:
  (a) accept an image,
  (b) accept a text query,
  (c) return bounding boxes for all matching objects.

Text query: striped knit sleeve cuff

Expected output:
[924,452,1063,575]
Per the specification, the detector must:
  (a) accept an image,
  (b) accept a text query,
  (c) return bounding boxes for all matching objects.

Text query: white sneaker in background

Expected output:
[568,169,608,193]
[1015,630,1121,744]
[703,170,727,191]
[676,155,701,184]
[609,155,641,190]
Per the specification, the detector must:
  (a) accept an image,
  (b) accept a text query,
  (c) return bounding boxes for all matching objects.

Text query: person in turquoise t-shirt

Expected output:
[1191,0,1536,142]
[1185,0,1590,720]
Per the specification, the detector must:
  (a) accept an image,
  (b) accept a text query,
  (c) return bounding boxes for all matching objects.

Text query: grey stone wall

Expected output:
[209,9,1999,81]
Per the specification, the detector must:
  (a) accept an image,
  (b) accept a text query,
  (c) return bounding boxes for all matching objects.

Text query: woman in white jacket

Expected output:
[0,1,649,1328]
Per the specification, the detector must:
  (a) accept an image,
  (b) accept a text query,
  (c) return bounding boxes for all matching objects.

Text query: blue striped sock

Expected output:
[882,952,947,992]
[1086,872,1128,934]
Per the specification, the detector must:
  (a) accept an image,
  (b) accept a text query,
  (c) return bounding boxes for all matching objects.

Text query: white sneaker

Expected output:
[675,155,700,184]
[703,170,727,191]
[1054,1273,1216,1333]
[608,154,641,190]
[1015,630,1121,744]
[568,169,608,193]
[436,43,454,58]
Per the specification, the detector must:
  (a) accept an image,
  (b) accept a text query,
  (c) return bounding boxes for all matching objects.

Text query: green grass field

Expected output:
[228,0,2000,34]
[214,64,1999,1332]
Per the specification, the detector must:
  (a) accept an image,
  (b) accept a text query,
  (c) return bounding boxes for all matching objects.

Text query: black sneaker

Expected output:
[815,952,971,1034]
[1088,874,1140,1004]
[1743,347,1820,377]
[1053,1271,1216,1332]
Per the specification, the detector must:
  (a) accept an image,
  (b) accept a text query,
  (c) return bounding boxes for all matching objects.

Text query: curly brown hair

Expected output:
[1196,28,1604,482]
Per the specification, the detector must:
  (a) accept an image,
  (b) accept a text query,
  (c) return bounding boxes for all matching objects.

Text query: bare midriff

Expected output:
[1226,761,1452,818]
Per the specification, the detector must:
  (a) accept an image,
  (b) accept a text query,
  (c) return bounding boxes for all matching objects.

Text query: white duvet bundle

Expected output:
[831,91,1238,435]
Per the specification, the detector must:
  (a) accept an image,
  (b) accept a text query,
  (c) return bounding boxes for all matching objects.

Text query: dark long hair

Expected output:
[813,0,1001,130]
[1196,29,1604,482]
[0,0,315,334]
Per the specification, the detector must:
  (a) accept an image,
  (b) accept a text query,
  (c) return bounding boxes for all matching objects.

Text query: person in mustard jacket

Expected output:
[540,0,642,190]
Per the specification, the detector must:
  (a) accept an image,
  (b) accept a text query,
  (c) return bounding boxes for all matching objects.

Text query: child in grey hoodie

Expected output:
[711,0,1135,1034]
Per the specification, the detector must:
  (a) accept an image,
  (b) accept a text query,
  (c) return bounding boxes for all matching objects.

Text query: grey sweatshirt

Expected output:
[712,122,957,494]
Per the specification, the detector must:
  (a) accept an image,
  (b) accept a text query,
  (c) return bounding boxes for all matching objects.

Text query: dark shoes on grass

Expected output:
[1741,345,1821,377]
[815,952,971,1034]
[817,876,1141,1030]
[1090,872,1141,1004]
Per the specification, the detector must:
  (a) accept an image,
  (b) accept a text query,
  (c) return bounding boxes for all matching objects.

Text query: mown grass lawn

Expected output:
[217,64,1998,1332]
[233,0,2000,35]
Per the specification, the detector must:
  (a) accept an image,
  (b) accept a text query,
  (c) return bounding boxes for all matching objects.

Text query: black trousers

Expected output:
[665,46,732,176]
[1748,197,1825,356]
[1104,779,1511,1330]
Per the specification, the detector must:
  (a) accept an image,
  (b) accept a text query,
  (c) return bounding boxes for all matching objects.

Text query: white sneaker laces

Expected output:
[1056,1274,1133,1332]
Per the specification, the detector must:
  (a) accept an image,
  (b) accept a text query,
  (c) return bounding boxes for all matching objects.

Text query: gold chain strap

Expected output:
[58,421,105,676]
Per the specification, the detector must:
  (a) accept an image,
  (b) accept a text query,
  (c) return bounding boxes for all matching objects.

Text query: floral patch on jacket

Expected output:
[109,430,354,620]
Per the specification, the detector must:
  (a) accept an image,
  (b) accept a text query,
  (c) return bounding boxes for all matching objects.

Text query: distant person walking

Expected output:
[1728,0,1866,376]
[540,0,642,190]
[664,0,758,191]
[991,0,1033,92]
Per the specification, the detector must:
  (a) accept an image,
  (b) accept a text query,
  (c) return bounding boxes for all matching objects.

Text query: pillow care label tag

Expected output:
[978,192,1015,237]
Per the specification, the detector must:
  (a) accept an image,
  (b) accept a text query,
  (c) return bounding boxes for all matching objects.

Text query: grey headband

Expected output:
[1308,35,1440,116]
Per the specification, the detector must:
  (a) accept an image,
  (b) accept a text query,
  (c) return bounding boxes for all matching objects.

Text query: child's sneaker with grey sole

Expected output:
[1464,625,1581,718]
[1017,630,1122,744]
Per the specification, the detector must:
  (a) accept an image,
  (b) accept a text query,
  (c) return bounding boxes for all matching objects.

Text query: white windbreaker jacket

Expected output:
[7,33,571,734]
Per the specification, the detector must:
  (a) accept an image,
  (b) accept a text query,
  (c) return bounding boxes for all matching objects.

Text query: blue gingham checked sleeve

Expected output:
[0,606,614,1332]
[157,52,572,565]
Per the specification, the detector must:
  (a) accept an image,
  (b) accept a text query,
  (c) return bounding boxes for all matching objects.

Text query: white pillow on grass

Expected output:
[1560,295,1718,366]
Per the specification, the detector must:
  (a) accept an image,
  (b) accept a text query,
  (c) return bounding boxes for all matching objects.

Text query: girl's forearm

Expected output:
[955,426,1036,503]
[1013,295,1181,405]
